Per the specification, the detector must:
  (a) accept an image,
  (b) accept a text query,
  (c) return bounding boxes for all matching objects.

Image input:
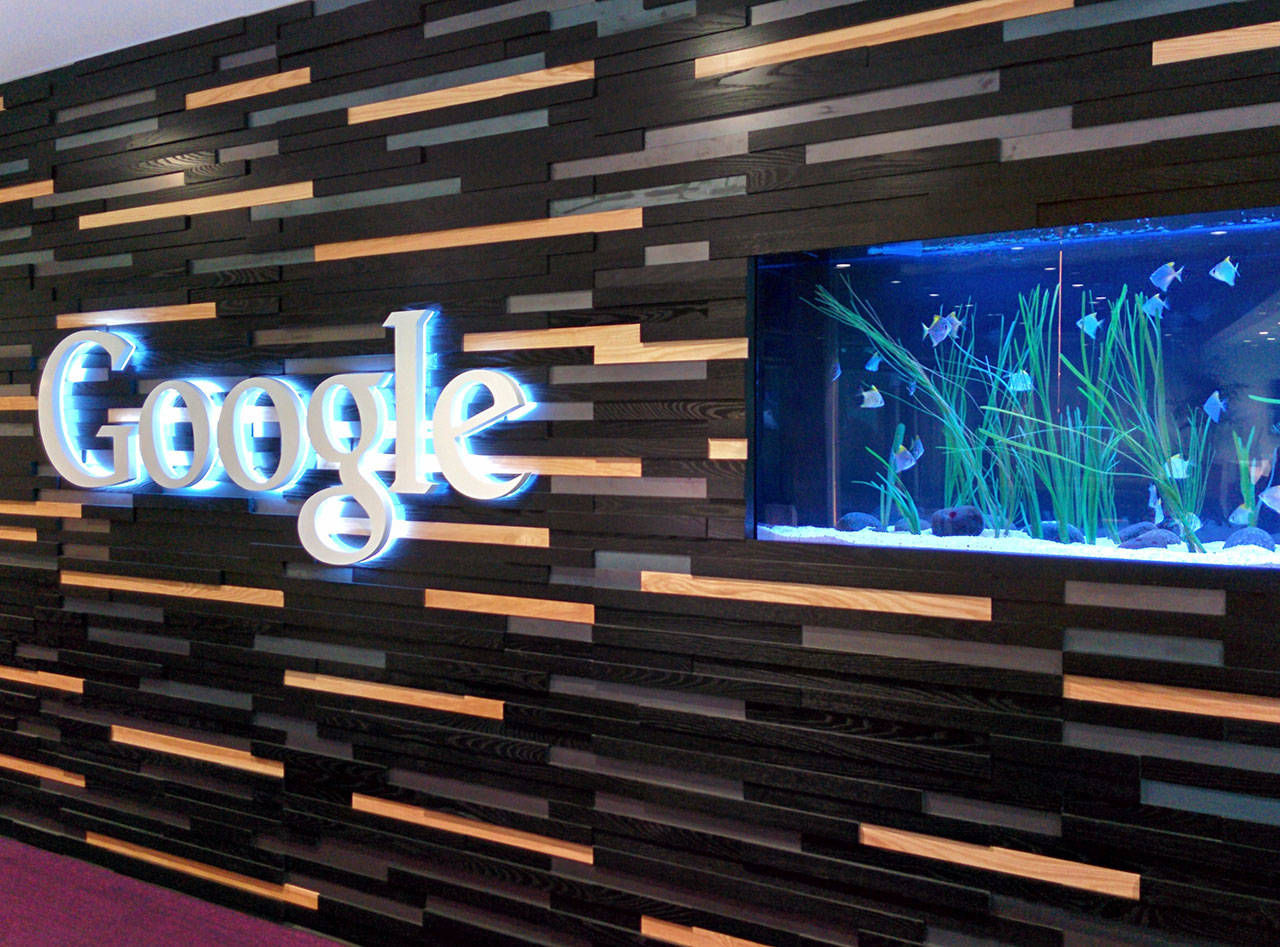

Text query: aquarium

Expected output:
[753,205,1280,567]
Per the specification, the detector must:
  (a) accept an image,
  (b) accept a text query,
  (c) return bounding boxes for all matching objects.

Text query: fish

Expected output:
[1148,483,1164,525]
[905,378,918,397]
[1203,390,1227,423]
[1150,261,1184,292]
[1229,503,1253,526]
[762,408,779,430]
[922,314,952,347]
[1272,420,1280,436]
[1077,313,1104,339]
[860,385,884,409]
[1164,453,1191,479]
[864,352,882,372]
[1183,513,1202,533]
[893,444,917,472]
[1007,369,1033,393]
[1209,256,1239,286]
[944,312,964,335]
[829,357,842,382]
[1260,485,1280,514]
[910,436,925,461]
[1251,457,1272,484]
[1142,295,1169,318]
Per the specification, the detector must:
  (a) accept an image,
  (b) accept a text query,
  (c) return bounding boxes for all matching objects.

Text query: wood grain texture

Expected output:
[351,792,594,863]
[640,571,992,621]
[394,520,550,547]
[463,323,747,364]
[85,832,319,909]
[186,67,311,109]
[348,61,594,125]
[0,751,85,787]
[859,823,1141,899]
[0,396,35,410]
[482,456,643,477]
[640,916,774,947]
[0,501,81,518]
[423,587,594,624]
[1153,20,1280,65]
[0,663,84,693]
[1063,674,1280,724]
[110,725,284,777]
[312,207,643,262]
[708,438,747,460]
[0,526,38,541]
[60,570,285,607]
[283,670,504,719]
[694,0,1074,77]
[79,181,313,229]
[0,180,53,204]
[56,302,217,329]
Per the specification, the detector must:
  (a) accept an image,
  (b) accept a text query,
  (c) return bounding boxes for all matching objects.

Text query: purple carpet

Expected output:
[0,835,339,946]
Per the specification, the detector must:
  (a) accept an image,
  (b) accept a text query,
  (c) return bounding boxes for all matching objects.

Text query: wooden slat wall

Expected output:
[1,1,1279,945]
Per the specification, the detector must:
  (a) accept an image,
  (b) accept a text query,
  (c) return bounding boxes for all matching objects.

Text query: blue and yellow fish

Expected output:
[1209,256,1239,286]
[1077,313,1104,339]
[1150,261,1184,292]
[1007,369,1033,392]
[921,313,953,347]
[1203,390,1227,423]
[1142,295,1169,318]
[860,385,884,408]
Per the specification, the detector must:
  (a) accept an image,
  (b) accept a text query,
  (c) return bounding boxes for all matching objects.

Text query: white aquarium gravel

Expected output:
[759,524,1280,568]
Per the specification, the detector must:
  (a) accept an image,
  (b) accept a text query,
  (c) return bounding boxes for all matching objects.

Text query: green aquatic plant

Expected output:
[862,422,921,533]
[1232,427,1260,528]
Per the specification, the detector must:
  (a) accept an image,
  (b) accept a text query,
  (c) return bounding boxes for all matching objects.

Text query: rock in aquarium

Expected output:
[1117,521,1157,542]
[837,511,881,532]
[1040,522,1085,544]
[930,505,985,537]
[1224,527,1275,552]
[1118,528,1180,549]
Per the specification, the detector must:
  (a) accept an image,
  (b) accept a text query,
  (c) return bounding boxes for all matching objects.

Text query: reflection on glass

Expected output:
[753,205,1280,566]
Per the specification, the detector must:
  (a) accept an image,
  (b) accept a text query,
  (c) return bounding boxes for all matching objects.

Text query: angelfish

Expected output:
[1007,369,1033,392]
[892,436,926,473]
[1148,483,1164,524]
[921,313,953,347]
[860,385,884,408]
[1077,313,1104,339]
[1150,261,1184,292]
[1209,256,1240,286]
[1260,485,1280,514]
[1142,295,1169,318]
[1229,503,1253,526]
[864,352,882,372]
[1203,390,1227,423]
[1164,453,1191,479]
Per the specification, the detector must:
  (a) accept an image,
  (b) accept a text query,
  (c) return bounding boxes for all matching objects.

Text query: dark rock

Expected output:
[1224,527,1275,552]
[1040,521,1085,544]
[837,512,881,532]
[1117,521,1156,542]
[930,505,985,537]
[1118,528,1180,549]
[892,518,914,533]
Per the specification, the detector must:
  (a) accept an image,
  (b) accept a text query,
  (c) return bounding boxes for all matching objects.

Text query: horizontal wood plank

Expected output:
[61,570,284,607]
[0,396,35,410]
[351,792,593,863]
[56,302,217,329]
[283,670,504,719]
[860,822,1141,899]
[0,663,84,693]
[85,832,319,908]
[0,751,85,787]
[0,501,82,518]
[348,61,594,125]
[695,0,1073,77]
[111,725,284,777]
[423,587,594,624]
[0,180,53,205]
[640,571,991,621]
[464,323,746,364]
[186,67,311,109]
[312,207,643,262]
[1153,20,1280,65]
[708,438,748,460]
[395,520,550,547]
[640,916,773,947]
[1063,675,1280,724]
[80,181,313,230]
[0,526,38,542]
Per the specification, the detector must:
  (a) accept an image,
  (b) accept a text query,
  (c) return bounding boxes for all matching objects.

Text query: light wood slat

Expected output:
[395,520,550,547]
[0,751,85,787]
[79,181,313,230]
[312,207,643,262]
[0,500,81,518]
[0,526,38,542]
[424,587,594,624]
[1063,674,1280,724]
[0,96,4,111]
[56,302,217,329]
[351,792,594,863]
[463,323,747,365]
[1153,20,1280,65]
[860,823,1140,899]
[186,67,311,109]
[708,438,747,460]
[640,916,774,947]
[110,725,284,777]
[348,60,595,125]
[695,0,1073,77]
[85,832,320,908]
[60,570,284,608]
[485,456,642,477]
[284,670,504,719]
[0,663,84,693]
[0,179,53,205]
[640,571,991,622]
[0,396,35,410]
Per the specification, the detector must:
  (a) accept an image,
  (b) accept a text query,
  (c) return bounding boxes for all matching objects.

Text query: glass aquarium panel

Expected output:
[753,205,1280,567]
